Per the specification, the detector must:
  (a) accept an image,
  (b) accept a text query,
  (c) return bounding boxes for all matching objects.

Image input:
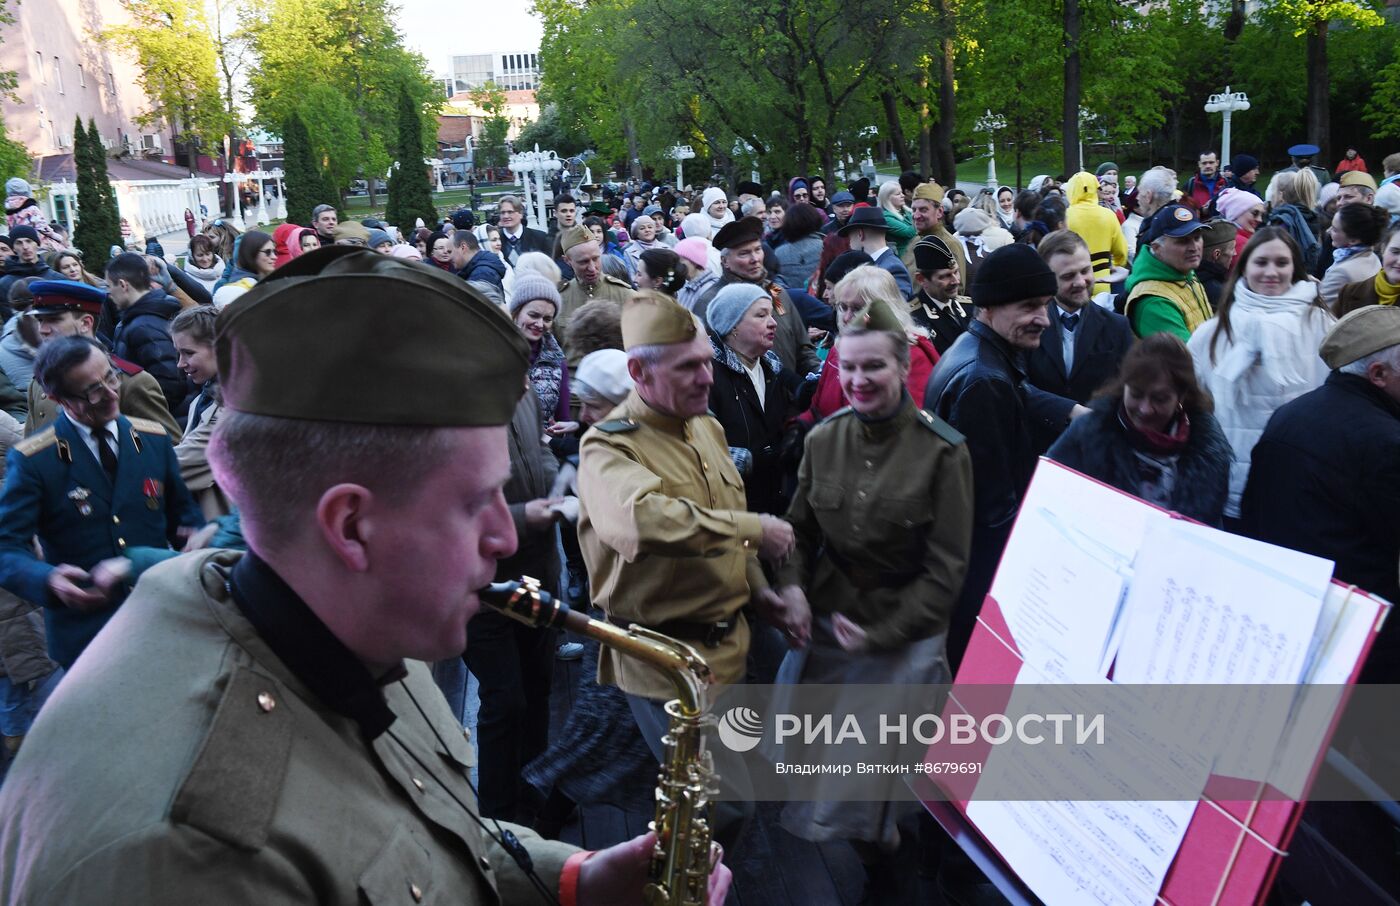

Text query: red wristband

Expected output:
[559,850,593,906]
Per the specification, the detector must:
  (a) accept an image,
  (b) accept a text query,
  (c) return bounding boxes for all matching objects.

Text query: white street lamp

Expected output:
[270,168,286,219]
[221,171,243,225]
[508,144,563,230]
[1204,86,1250,168]
[250,168,270,225]
[1077,106,1097,173]
[975,111,1007,190]
[670,145,696,189]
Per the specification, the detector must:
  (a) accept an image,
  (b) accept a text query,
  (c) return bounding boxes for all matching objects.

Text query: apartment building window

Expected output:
[36,52,45,84]
[54,57,63,93]
[46,119,57,148]
[78,64,86,88]
[107,70,116,94]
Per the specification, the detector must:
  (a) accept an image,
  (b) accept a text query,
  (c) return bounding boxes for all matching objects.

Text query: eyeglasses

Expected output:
[793,191,810,200]
[67,368,120,405]
[258,247,277,257]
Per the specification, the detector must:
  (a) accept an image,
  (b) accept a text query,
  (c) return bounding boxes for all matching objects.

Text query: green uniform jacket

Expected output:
[578,391,766,699]
[556,275,633,369]
[777,401,974,650]
[0,550,577,904]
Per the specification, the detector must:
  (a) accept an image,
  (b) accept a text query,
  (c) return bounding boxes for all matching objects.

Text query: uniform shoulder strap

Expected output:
[594,417,639,434]
[169,665,293,851]
[127,416,169,436]
[13,427,58,457]
[111,355,143,376]
[916,408,966,445]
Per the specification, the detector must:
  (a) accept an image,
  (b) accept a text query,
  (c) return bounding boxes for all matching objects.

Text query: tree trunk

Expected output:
[625,122,643,181]
[881,90,913,171]
[917,71,934,177]
[934,0,957,183]
[1306,19,1329,162]
[1062,0,1081,178]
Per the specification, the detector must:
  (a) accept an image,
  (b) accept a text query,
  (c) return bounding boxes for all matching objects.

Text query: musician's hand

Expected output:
[773,585,812,649]
[577,831,732,905]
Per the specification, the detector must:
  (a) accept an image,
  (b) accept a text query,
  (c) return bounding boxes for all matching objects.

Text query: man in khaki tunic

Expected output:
[557,225,633,369]
[577,290,793,848]
[0,249,730,905]
[24,281,181,440]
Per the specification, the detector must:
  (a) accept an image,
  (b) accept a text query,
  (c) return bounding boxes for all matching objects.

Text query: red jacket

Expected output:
[797,334,940,428]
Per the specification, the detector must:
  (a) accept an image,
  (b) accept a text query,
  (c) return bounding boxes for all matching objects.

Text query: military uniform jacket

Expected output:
[577,390,767,699]
[25,358,183,442]
[0,412,200,667]
[777,401,973,650]
[556,275,633,368]
[909,290,973,356]
[0,550,578,904]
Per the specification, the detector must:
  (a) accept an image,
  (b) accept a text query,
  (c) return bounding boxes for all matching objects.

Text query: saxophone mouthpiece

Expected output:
[478,577,564,629]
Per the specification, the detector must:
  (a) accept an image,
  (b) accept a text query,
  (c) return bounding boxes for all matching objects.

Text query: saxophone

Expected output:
[479,576,720,906]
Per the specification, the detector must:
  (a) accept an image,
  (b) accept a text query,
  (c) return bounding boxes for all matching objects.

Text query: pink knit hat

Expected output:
[674,237,709,269]
[1215,188,1260,224]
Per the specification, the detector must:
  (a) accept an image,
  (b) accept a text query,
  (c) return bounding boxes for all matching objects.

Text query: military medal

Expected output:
[142,478,162,510]
[67,487,92,517]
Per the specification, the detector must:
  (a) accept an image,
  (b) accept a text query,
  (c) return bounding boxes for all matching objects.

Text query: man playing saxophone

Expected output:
[0,250,731,905]
[577,289,795,849]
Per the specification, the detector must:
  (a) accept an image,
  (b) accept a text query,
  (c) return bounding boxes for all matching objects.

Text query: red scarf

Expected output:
[1119,404,1191,455]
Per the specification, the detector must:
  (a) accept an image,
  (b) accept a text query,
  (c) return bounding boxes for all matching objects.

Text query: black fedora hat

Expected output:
[837,205,889,236]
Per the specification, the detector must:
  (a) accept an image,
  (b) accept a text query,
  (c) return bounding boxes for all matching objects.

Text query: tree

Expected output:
[102,0,233,171]
[244,0,436,205]
[73,118,123,268]
[282,112,332,225]
[385,83,438,231]
[0,115,28,183]
[1364,39,1400,140]
[296,84,366,203]
[1264,0,1385,161]
[469,82,511,171]
[515,104,590,159]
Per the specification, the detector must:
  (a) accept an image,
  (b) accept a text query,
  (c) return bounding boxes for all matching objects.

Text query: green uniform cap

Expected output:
[216,246,529,426]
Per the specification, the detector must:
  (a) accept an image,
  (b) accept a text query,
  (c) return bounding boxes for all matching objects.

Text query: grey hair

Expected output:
[497,194,523,213]
[626,343,670,368]
[740,198,766,218]
[574,379,626,408]
[1337,343,1400,377]
[1137,167,1177,205]
[600,255,632,284]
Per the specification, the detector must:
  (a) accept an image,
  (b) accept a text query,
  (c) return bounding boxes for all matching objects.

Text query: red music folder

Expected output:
[917,458,1392,906]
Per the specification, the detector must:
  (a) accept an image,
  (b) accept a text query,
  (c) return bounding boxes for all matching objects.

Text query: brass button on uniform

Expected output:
[257,692,276,712]
[409,882,423,902]
[116,538,126,548]
[411,777,425,791]
[702,462,709,472]
[479,855,492,871]
[112,515,120,525]
[857,490,867,499]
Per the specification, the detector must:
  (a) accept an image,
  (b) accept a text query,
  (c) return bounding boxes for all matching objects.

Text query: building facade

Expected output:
[449,50,540,96]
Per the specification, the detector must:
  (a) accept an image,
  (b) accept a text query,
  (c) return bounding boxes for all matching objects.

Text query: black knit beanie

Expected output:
[971,243,1057,308]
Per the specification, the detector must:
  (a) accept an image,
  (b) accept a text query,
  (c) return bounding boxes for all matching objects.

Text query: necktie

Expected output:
[1061,312,1081,332]
[93,427,118,479]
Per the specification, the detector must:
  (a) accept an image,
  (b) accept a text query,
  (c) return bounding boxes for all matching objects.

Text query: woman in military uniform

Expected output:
[771,321,974,886]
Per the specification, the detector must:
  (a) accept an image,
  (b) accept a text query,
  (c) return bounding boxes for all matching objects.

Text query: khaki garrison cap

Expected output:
[1319,305,1400,370]
[216,246,528,426]
[622,290,699,350]
[560,225,595,254]
[912,181,946,203]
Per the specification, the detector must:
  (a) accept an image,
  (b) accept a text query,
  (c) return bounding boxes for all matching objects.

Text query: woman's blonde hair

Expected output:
[831,266,922,340]
[1278,169,1318,210]
[878,180,905,214]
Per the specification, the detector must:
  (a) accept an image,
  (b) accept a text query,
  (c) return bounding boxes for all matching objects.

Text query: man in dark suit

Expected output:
[1027,230,1134,405]
[494,194,552,266]
[838,206,912,298]
[0,336,201,667]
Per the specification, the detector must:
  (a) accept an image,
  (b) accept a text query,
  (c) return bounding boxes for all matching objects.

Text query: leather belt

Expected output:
[606,613,739,648]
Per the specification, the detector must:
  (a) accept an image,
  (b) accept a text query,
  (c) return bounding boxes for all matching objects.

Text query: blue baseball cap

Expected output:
[1142,204,1209,244]
[29,280,107,317]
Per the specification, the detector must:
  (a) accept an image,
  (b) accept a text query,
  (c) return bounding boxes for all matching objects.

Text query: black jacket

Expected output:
[1241,374,1400,681]
[707,337,791,515]
[909,290,973,357]
[922,319,1077,666]
[1196,258,1229,311]
[1025,302,1134,405]
[498,227,551,265]
[458,250,506,289]
[0,260,58,303]
[1047,397,1232,525]
[113,288,187,414]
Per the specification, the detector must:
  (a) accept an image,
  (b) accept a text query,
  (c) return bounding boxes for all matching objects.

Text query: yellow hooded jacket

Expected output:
[1063,171,1128,293]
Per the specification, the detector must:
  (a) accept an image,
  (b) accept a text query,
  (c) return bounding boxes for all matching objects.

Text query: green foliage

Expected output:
[73,119,123,268]
[469,81,511,170]
[1366,38,1400,140]
[102,0,233,156]
[245,0,436,194]
[515,103,591,159]
[0,115,29,183]
[282,112,334,225]
[385,83,438,230]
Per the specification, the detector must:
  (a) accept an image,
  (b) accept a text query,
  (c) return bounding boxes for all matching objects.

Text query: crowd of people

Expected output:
[0,139,1395,903]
